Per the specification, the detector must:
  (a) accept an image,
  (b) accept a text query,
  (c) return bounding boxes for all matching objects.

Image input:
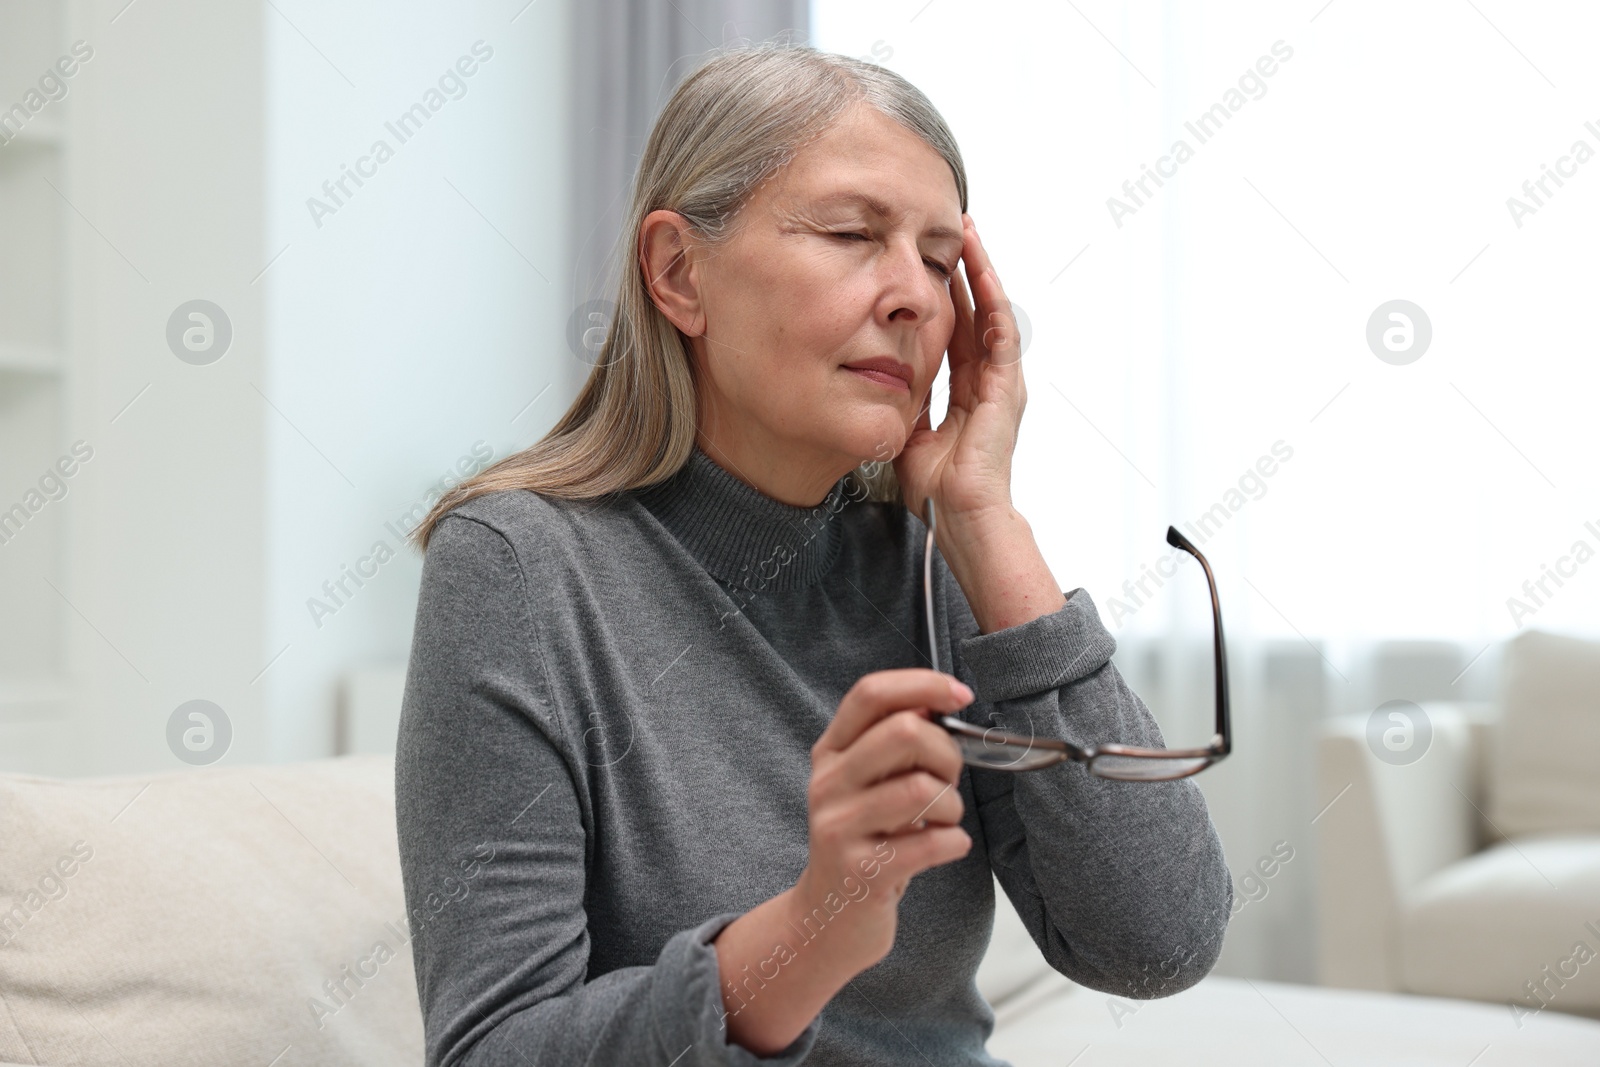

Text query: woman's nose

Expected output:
[878,239,946,324]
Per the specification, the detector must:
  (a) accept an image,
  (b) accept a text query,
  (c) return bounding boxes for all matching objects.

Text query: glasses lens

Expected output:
[951,732,1062,771]
[1091,754,1211,781]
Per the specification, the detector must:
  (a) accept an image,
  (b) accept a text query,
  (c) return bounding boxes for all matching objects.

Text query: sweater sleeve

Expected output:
[394,513,822,1067]
[944,576,1235,1000]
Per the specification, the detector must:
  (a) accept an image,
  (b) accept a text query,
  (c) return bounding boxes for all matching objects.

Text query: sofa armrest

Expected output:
[1315,702,1490,991]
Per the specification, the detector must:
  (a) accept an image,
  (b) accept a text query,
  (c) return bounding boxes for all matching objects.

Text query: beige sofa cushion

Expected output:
[0,754,424,1066]
[1398,835,1600,1016]
[988,971,1600,1065]
[1488,629,1600,838]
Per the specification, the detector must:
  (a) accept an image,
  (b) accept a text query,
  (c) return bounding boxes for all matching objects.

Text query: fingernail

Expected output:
[949,679,974,703]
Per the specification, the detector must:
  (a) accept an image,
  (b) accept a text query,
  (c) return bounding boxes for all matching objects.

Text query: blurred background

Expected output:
[2,0,1597,1017]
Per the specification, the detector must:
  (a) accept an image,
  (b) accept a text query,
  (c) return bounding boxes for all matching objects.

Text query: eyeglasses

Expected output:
[921,498,1230,780]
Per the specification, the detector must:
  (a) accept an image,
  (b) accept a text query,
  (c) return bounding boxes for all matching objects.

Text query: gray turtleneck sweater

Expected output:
[394,446,1232,1067]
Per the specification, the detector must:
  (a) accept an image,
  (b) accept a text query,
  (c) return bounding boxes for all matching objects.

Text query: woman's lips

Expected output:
[844,367,911,393]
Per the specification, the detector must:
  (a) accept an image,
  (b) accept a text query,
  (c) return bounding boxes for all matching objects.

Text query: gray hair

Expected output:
[411,39,967,552]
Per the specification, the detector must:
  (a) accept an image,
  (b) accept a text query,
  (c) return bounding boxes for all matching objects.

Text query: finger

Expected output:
[815,669,973,757]
[943,229,989,418]
[834,709,964,794]
[947,251,977,364]
[912,386,934,435]
[945,248,981,390]
[877,825,973,877]
[960,216,1022,369]
[845,770,967,837]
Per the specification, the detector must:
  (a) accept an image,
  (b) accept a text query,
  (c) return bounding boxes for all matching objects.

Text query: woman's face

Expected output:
[644,104,964,497]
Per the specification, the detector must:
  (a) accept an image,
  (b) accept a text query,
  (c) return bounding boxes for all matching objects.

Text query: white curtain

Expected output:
[569,0,809,319]
[814,0,1600,982]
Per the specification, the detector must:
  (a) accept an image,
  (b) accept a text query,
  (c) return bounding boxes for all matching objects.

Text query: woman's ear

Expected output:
[638,210,706,336]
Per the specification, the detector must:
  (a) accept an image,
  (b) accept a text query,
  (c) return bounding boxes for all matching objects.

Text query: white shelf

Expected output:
[0,1,73,775]
[0,117,64,149]
[0,341,60,373]
[0,677,72,719]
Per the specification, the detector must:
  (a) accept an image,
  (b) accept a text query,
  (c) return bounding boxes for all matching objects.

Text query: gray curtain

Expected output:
[566,0,810,355]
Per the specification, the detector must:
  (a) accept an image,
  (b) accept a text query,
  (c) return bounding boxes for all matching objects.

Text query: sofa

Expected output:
[3,748,1599,1065]
[1317,627,1600,1026]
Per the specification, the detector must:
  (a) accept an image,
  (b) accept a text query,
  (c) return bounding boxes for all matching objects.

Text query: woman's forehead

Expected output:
[762,122,961,228]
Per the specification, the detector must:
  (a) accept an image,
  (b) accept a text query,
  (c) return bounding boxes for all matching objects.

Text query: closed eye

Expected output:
[829,231,954,278]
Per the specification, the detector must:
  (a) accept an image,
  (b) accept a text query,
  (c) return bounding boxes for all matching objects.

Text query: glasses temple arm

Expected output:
[1166,526,1230,755]
[924,497,940,677]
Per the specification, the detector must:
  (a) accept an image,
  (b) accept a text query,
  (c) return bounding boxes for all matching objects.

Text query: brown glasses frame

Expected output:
[921,498,1231,781]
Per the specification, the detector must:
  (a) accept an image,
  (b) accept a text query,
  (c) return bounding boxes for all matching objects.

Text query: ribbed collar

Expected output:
[634,445,856,592]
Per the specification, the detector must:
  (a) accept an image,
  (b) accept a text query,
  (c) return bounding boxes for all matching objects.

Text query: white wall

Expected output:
[63,0,269,774]
[811,0,1596,987]
[262,0,577,762]
[2,0,574,775]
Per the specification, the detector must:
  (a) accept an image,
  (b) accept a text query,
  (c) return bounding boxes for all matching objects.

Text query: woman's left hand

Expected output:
[892,213,1026,543]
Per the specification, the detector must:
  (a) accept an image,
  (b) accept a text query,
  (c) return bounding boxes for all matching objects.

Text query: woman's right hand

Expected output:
[794,668,976,970]
[712,669,977,1057]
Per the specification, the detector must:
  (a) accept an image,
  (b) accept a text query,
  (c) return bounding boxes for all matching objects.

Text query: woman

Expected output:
[395,42,1232,1067]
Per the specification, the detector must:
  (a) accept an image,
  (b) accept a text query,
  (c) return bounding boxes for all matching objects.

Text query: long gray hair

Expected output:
[410,40,968,552]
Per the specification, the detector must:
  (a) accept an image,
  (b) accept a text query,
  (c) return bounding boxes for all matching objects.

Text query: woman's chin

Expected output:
[820,416,907,466]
